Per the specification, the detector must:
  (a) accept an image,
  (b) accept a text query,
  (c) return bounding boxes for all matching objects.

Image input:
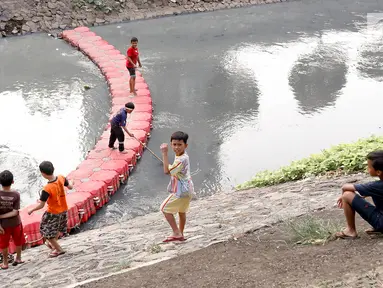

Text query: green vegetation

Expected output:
[287,215,343,245]
[237,135,383,190]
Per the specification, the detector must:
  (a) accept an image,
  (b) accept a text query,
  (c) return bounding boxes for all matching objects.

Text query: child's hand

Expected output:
[0,226,4,234]
[160,143,168,154]
[27,209,34,215]
[337,196,343,209]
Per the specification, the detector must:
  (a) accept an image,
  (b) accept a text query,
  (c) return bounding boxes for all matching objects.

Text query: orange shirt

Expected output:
[43,175,68,214]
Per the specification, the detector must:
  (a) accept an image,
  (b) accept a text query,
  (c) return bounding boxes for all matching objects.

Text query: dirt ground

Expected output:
[80,209,383,288]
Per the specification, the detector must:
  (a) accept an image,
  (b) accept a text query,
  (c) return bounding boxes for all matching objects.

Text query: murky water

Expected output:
[1,0,383,229]
[83,0,383,229]
[0,35,109,207]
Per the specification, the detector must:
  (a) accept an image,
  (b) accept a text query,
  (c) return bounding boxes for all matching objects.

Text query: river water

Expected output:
[0,35,109,206]
[1,0,383,229]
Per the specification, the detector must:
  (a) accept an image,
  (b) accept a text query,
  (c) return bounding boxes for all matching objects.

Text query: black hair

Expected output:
[367,150,383,171]
[125,102,135,110]
[39,161,55,176]
[131,37,138,43]
[0,170,13,187]
[171,131,189,144]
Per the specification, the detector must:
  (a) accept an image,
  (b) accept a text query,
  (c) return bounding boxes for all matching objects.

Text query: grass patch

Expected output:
[287,215,343,245]
[148,243,163,254]
[237,135,383,190]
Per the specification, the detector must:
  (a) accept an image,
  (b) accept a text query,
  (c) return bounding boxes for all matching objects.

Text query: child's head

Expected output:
[0,170,14,188]
[131,37,138,48]
[39,161,55,179]
[170,131,188,156]
[366,150,383,178]
[125,102,135,114]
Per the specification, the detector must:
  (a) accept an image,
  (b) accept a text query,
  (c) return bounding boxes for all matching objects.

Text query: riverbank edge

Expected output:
[0,0,288,38]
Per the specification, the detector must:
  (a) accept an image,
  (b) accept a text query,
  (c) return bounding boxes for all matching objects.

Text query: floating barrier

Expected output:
[17,27,153,250]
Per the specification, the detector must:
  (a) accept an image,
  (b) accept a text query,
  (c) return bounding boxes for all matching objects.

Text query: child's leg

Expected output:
[163,212,182,237]
[1,248,8,267]
[339,191,358,236]
[132,77,136,95]
[48,237,64,253]
[178,212,186,235]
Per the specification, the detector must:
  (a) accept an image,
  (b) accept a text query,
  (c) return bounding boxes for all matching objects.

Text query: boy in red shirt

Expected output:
[126,37,142,97]
[0,170,25,269]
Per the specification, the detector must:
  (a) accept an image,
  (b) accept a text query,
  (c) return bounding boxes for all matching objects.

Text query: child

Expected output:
[336,150,383,239]
[126,37,142,97]
[28,161,73,257]
[108,102,135,153]
[0,170,25,269]
[160,131,194,242]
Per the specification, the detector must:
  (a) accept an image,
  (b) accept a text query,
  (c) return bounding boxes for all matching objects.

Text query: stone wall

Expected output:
[0,0,287,37]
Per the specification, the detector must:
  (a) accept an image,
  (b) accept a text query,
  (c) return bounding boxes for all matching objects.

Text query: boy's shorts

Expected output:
[0,224,26,249]
[40,211,68,239]
[127,67,136,78]
[352,195,383,231]
[160,193,192,214]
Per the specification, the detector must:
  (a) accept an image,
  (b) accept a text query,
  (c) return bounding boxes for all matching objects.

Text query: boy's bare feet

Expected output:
[335,230,358,239]
[365,228,382,235]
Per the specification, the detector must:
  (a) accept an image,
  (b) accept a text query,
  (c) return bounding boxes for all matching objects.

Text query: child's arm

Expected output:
[341,184,356,193]
[0,225,3,235]
[160,144,170,174]
[137,56,142,67]
[28,201,45,215]
[0,210,19,219]
[28,190,48,215]
[64,178,74,190]
[127,56,136,67]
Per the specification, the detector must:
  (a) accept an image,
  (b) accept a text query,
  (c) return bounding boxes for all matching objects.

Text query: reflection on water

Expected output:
[219,27,383,185]
[289,42,348,114]
[0,35,109,207]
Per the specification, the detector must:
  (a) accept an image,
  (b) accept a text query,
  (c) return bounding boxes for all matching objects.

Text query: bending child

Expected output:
[336,150,383,239]
[28,161,73,258]
[160,131,194,242]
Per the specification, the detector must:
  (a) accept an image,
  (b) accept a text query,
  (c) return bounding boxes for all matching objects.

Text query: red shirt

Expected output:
[126,46,139,68]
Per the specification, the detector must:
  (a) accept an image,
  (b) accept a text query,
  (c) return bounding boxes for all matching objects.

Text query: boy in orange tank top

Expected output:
[28,161,73,258]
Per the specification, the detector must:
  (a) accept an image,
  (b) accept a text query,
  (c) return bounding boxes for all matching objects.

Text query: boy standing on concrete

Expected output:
[160,131,194,242]
[28,161,73,258]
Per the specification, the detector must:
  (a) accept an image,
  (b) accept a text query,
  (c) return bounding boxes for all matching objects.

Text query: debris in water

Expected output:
[84,85,91,90]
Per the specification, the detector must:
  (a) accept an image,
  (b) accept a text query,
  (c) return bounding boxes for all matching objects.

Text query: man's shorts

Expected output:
[127,67,136,78]
[0,224,26,249]
[160,193,192,214]
[40,211,68,239]
[352,195,383,231]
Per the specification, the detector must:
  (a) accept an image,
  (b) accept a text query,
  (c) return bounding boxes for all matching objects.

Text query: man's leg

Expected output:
[108,127,117,149]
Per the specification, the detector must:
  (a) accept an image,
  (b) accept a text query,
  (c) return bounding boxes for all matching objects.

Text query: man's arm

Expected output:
[0,210,19,219]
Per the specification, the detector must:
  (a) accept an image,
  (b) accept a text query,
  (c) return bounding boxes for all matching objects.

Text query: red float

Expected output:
[74,26,90,33]
[75,181,109,207]
[90,170,120,195]
[101,159,129,182]
[18,29,155,252]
